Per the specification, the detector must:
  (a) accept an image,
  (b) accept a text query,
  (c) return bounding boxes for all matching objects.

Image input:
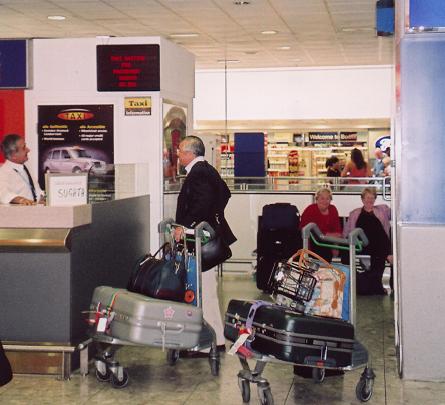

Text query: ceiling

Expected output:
[0,0,394,69]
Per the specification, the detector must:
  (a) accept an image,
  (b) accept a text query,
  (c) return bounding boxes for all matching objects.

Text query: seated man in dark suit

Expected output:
[174,136,236,354]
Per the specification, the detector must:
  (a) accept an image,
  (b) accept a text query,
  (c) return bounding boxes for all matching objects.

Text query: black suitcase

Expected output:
[261,203,300,231]
[256,204,302,290]
[224,299,366,369]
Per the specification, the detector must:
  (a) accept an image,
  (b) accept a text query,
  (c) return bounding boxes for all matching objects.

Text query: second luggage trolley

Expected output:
[224,223,375,405]
[87,219,220,388]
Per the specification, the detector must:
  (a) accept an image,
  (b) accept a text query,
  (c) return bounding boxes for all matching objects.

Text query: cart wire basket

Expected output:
[268,259,317,313]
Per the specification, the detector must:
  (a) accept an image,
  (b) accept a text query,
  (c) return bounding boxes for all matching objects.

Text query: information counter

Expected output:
[0,195,150,378]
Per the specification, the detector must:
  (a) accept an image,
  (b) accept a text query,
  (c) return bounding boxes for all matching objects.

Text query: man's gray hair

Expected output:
[181,136,205,157]
[1,134,22,159]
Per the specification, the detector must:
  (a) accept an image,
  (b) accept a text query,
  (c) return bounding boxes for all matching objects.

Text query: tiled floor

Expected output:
[2,274,445,405]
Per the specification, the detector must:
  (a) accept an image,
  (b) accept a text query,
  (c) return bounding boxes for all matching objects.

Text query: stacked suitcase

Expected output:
[87,220,220,388]
[225,226,375,405]
[256,203,302,291]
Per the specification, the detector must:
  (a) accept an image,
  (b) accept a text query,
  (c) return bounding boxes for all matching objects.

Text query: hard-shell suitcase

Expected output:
[261,203,300,231]
[90,286,207,349]
[256,208,302,291]
[224,299,366,368]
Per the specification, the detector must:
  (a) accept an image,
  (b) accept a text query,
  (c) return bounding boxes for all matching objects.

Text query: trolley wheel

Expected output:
[209,358,220,376]
[355,377,373,402]
[166,349,179,366]
[95,367,111,382]
[258,385,274,405]
[312,367,326,383]
[238,377,250,403]
[110,369,129,389]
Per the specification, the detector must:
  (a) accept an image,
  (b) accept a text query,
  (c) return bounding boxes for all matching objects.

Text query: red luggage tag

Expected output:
[97,292,119,333]
[228,326,253,356]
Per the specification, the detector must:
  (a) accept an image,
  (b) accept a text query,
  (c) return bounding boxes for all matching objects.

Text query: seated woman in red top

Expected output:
[300,188,342,262]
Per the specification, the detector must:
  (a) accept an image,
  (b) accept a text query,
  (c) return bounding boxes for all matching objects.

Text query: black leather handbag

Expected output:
[0,341,13,387]
[127,244,186,302]
[201,219,232,271]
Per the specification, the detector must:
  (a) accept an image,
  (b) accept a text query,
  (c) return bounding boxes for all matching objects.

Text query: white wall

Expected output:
[25,37,195,248]
[194,65,392,122]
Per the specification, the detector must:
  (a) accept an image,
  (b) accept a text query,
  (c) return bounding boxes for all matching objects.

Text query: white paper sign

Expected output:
[45,173,88,206]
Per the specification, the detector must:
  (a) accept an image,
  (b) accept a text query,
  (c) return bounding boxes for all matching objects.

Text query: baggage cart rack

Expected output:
[88,219,221,388]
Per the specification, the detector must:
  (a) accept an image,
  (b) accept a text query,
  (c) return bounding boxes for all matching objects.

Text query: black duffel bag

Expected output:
[127,243,186,302]
[0,341,13,387]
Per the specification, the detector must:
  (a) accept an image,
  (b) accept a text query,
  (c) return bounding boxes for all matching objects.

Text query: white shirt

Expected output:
[0,160,43,204]
[185,156,205,175]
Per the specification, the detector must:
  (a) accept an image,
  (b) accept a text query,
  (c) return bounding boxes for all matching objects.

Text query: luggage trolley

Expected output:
[225,223,375,404]
[87,219,220,388]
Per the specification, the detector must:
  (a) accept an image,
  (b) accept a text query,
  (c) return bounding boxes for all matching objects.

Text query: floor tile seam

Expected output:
[79,383,108,405]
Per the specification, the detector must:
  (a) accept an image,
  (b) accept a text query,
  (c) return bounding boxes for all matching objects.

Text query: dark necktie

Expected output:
[23,165,37,202]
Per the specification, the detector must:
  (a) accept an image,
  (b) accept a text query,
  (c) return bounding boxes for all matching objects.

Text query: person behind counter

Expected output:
[325,156,341,178]
[300,187,342,262]
[341,148,371,184]
[0,134,44,205]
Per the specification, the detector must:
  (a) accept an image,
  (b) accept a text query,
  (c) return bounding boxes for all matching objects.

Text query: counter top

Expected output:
[0,204,92,229]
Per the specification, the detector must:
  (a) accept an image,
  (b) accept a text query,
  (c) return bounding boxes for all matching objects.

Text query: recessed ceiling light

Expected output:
[169,33,199,38]
[47,15,66,20]
[217,59,240,64]
[277,46,291,50]
[261,30,277,35]
[48,15,66,20]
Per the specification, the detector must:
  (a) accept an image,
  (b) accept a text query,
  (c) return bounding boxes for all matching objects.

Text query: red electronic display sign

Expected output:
[97,44,160,91]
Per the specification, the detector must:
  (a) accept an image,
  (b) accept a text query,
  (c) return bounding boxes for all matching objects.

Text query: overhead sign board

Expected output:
[97,44,160,91]
[0,40,28,88]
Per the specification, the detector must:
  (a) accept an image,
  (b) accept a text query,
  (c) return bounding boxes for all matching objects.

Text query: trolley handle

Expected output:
[158,218,175,233]
[194,221,216,239]
[348,227,369,247]
[302,222,368,251]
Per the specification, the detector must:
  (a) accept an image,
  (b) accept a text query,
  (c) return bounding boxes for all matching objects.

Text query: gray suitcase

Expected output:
[90,286,209,349]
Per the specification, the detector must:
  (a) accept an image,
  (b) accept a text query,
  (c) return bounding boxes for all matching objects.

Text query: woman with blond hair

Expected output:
[343,187,392,295]
[300,188,342,262]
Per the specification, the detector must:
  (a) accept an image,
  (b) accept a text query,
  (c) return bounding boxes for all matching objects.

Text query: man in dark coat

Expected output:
[175,136,236,353]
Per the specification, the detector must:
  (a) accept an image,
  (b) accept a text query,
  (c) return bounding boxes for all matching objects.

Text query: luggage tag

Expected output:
[228,326,254,357]
[97,311,115,333]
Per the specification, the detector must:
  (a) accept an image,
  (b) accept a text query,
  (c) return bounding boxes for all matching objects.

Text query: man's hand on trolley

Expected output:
[174,226,184,242]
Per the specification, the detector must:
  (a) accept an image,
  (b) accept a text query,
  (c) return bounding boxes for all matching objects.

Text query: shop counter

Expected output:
[0,195,150,378]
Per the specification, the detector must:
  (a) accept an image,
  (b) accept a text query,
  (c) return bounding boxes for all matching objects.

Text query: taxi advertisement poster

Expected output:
[37,104,114,190]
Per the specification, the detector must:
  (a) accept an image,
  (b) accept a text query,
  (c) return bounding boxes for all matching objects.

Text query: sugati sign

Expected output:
[45,173,88,206]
